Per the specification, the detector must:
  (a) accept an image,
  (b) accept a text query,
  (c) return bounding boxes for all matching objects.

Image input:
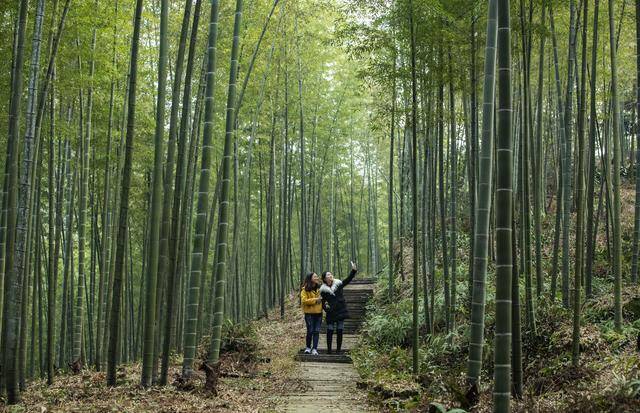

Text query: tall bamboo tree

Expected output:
[296,13,307,284]
[388,59,396,301]
[468,7,478,310]
[518,0,536,335]
[2,0,35,403]
[141,0,168,388]
[437,45,450,333]
[182,0,221,380]
[494,0,513,410]
[572,0,588,367]
[46,76,56,385]
[408,0,419,376]
[632,0,640,284]
[585,0,600,298]
[548,6,567,300]
[21,0,47,384]
[448,50,458,333]
[161,0,204,384]
[97,0,118,372]
[206,0,238,392]
[561,0,577,308]
[609,0,623,331]
[466,0,497,403]
[74,4,98,369]
[533,2,546,298]
[155,0,192,382]
[107,0,144,386]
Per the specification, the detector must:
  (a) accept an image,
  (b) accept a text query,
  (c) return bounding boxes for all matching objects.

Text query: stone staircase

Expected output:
[295,278,375,363]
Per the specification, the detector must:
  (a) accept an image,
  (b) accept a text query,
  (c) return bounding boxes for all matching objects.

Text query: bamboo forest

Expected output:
[2,0,640,411]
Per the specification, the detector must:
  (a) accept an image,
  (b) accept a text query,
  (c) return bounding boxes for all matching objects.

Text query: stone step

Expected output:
[315,320,366,332]
[343,286,373,291]
[322,328,358,334]
[295,352,352,363]
[342,311,367,318]
[332,308,366,315]
[340,307,368,314]
[342,294,373,301]
[342,295,373,302]
[316,334,358,351]
[324,309,367,317]
[339,305,369,311]
[293,361,361,378]
[299,348,350,355]
[342,295,373,300]
[343,289,373,295]
[346,303,368,308]
[344,284,375,290]
[344,299,369,305]
[343,302,368,308]
[320,325,364,332]
[343,291,373,296]
[342,301,371,306]
[343,286,374,292]
[339,297,372,304]
[343,287,374,293]
[320,328,362,334]
[348,278,376,285]
[328,305,368,313]
[321,322,365,334]
[321,319,365,326]
[343,314,365,321]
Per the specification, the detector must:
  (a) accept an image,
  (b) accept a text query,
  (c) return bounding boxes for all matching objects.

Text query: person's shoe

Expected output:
[304,347,311,354]
[311,349,319,356]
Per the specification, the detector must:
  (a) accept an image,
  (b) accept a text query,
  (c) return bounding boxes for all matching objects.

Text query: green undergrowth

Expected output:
[352,263,640,412]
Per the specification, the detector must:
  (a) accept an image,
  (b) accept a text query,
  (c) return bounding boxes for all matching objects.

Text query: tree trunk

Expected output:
[493,0,513,410]
[204,0,240,393]
[107,0,144,385]
[466,0,497,402]
[609,0,623,331]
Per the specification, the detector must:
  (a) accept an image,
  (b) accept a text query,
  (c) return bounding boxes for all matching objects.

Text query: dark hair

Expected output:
[321,271,331,283]
[303,272,318,292]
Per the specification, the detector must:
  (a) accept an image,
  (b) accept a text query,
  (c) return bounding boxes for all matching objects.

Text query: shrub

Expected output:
[197,320,260,367]
[363,297,417,348]
[216,320,260,361]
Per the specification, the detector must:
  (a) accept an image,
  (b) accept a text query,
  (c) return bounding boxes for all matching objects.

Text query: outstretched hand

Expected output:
[350,261,357,272]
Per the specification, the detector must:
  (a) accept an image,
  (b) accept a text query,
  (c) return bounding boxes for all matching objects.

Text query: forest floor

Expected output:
[6,188,640,413]
[352,279,640,413]
[350,183,640,412]
[2,294,358,413]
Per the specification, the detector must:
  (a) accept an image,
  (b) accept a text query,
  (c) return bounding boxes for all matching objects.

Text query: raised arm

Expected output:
[340,261,358,289]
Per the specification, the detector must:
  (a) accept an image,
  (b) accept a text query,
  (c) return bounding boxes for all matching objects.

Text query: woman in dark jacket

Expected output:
[320,261,358,354]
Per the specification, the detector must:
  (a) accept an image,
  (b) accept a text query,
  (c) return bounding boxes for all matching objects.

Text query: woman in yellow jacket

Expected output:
[300,272,322,355]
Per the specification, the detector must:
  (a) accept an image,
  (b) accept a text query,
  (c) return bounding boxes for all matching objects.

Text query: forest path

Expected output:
[278,279,376,412]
